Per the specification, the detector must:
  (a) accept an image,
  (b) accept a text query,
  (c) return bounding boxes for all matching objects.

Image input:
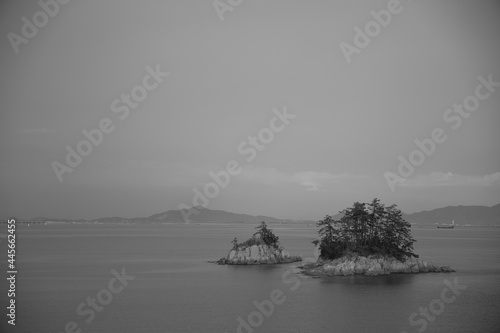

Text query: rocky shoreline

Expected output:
[212,243,302,265]
[299,254,454,277]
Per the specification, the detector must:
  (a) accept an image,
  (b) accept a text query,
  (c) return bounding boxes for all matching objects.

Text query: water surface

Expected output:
[1,224,499,332]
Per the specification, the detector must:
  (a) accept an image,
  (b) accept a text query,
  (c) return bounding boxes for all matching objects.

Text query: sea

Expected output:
[1,223,499,333]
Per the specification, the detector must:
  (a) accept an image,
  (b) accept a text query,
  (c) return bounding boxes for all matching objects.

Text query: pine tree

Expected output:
[313,199,417,261]
[253,221,279,247]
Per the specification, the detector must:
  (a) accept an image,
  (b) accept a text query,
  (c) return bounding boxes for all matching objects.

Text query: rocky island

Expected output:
[300,199,454,277]
[299,253,454,276]
[213,222,302,265]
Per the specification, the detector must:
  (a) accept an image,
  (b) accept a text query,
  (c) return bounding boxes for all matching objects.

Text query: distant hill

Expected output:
[140,206,288,223]
[23,207,303,224]
[14,203,500,225]
[404,204,500,226]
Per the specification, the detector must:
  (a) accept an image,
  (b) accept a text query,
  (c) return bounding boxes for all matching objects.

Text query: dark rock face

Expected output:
[214,244,302,265]
[300,255,455,276]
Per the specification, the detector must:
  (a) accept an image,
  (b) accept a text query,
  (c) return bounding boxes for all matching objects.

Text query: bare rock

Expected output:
[215,243,302,265]
[300,254,455,277]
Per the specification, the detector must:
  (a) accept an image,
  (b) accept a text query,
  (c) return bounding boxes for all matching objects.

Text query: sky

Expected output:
[1,0,499,220]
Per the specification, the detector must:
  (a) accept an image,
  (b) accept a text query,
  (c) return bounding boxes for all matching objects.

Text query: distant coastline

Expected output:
[3,221,500,228]
[4,203,500,226]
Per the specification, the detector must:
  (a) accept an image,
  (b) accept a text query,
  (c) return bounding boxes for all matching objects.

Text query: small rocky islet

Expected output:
[214,243,302,265]
[211,222,302,265]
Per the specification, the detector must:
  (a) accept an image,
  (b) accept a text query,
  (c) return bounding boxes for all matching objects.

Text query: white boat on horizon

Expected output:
[437,220,455,229]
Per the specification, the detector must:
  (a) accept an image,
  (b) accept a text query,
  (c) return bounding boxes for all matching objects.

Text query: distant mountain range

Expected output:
[403,204,500,226]
[15,203,500,226]
[26,206,304,224]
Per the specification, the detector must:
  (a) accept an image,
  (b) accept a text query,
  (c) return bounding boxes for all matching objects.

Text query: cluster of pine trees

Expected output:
[313,198,417,261]
[232,221,280,249]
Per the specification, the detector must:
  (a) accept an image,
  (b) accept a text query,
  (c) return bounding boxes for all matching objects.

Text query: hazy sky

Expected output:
[1,0,499,220]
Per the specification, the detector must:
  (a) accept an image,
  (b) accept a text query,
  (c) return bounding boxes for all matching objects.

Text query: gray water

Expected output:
[1,223,499,333]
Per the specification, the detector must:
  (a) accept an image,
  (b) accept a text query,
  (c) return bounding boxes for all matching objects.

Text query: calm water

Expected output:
[1,223,499,333]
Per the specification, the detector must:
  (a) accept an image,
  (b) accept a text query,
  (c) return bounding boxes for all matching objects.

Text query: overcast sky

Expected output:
[1,0,499,220]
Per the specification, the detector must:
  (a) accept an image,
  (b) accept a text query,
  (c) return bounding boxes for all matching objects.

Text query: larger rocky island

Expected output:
[299,253,454,276]
[300,199,455,277]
